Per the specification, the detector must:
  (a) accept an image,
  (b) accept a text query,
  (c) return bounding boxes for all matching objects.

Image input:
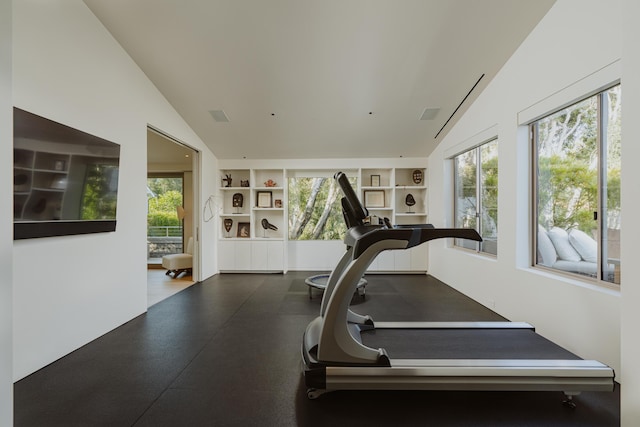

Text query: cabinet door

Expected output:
[368,250,394,272]
[234,240,252,270]
[394,250,412,271]
[218,240,236,270]
[267,241,284,270]
[251,240,269,270]
[409,245,428,271]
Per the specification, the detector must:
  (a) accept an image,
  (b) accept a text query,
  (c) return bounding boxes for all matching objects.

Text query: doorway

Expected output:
[146,128,199,306]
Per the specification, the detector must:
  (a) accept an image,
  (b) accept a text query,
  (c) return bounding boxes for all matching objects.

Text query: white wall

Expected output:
[12,0,218,380]
[620,0,640,423]
[1,0,13,424]
[429,0,623,380]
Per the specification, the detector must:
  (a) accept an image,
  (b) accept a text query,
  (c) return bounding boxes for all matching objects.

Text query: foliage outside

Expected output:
[535,86,621,235]
[455,139,498,243]
[147,177,183,231]
[288,176,356,240]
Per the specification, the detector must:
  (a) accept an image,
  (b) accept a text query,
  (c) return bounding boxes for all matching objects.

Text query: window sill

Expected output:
[524,265,620,296]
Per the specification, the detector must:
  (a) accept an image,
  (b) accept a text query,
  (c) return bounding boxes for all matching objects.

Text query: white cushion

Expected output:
[161,237,194,270]
[162,253,192,270]
[552,260,598,276]
[547,227,581,262]
[537,226,557,267]
[569,229,597,263]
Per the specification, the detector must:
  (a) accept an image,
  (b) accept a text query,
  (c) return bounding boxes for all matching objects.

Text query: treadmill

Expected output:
[302,172,615,405]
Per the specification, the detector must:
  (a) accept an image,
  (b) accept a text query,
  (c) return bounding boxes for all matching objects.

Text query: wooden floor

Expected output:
[147,267,195,307]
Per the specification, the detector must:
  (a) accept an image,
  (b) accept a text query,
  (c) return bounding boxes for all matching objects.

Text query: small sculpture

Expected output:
[240,180,250,187]
[223,218,233,236]
[264,179,277,187]
[222,174,232,187]
[405,193,416,213]
[261,218,278,231]
[261,218,278,237]
[412,169,423,185]
[232,193,243,208]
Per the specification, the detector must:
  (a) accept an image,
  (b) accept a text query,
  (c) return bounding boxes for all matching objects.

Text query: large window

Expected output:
[532,85,621,285]
[453,139,498,255]
[288,173,357,240]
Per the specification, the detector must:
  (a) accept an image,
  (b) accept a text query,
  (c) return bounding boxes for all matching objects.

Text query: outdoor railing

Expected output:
[147,225,183,237]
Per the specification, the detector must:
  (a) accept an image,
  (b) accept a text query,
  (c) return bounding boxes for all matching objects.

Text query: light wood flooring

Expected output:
[147,267,195,307]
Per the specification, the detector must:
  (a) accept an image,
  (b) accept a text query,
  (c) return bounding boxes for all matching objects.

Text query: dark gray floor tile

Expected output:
[14,272,619,427]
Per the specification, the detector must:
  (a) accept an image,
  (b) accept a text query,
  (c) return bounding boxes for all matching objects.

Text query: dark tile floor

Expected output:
[14,272,619,426]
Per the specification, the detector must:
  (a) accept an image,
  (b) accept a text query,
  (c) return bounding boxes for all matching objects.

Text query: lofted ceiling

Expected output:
[84,0,555,160]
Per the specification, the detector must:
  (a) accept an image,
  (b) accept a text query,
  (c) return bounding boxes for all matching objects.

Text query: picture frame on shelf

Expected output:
[257,191,273,208]
[370,174,380,187]
[237,222,250,238]
[274,199,282,208]
[364,190,385,208]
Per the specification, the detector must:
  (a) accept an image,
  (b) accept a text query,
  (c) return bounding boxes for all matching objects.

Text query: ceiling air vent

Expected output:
[420,108,440,121]
[209,110,230,122]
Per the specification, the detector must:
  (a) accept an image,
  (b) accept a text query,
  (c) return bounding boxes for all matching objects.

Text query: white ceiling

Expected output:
[85,0,555,160]
[147,129,193,169]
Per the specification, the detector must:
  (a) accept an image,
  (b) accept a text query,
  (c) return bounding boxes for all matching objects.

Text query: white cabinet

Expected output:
[218,239,283,272]
[218,168,285,272]
[366,245,427,273]
[218,239,252,271]
[251,240,284,271]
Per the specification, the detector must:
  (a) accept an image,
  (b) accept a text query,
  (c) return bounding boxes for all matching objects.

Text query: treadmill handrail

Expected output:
[345,225,483,259]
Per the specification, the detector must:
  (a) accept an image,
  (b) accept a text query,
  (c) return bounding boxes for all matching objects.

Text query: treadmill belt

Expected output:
[360,328,581,360]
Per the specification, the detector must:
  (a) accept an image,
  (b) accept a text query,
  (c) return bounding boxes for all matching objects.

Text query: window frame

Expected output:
[452,138,498,255]
[287,170,358,241]
[530,84,621,287]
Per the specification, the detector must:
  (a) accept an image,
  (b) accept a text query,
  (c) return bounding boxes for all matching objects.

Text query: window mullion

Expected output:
[598,91,609,282]
[476,147,482,252]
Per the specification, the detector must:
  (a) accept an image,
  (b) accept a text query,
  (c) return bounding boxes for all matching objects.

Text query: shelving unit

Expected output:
[359,167,427,226]
[359,167,428,272]
[393,167,427,226]
[218,168,286,272]
[217,165,428,273]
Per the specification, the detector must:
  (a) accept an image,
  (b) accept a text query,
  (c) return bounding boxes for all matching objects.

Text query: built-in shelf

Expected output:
[217,165,428,273]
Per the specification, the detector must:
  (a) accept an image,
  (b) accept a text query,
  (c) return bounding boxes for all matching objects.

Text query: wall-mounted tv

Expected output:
[13,108,121,239]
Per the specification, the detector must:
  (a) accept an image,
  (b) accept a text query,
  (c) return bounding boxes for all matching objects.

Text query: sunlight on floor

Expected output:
[147,268,195,308]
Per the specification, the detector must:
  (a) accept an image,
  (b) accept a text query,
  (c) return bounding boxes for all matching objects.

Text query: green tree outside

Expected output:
[147,177,183,236]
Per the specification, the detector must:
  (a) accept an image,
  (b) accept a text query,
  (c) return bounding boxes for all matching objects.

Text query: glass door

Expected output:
[146,173,184,265]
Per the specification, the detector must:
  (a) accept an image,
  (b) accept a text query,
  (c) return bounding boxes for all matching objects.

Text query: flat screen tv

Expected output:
[13,108,121,239]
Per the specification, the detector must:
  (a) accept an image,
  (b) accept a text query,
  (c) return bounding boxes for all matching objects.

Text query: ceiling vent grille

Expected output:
[420,108,440,120]
[209,110,230,122]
